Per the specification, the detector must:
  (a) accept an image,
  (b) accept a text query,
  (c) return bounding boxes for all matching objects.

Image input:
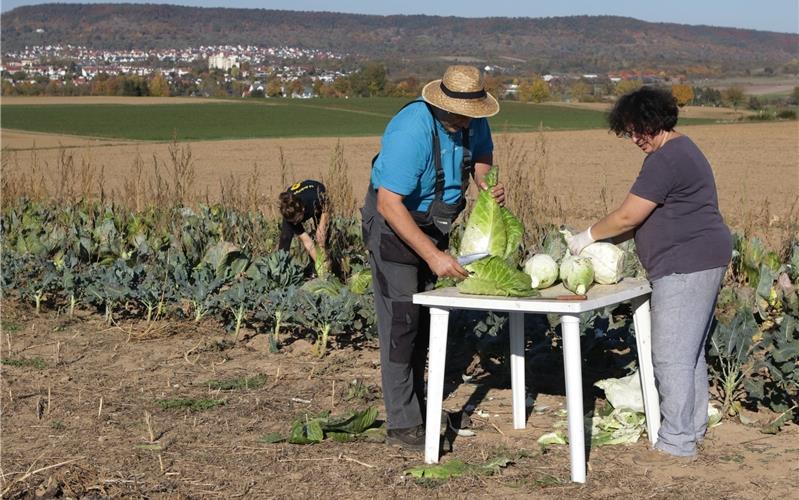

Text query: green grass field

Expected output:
[0,98,717,140]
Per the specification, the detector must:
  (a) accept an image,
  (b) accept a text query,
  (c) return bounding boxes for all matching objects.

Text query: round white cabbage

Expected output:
[580,242,625,285]
[559,255,595,295]
[524,253,559,289]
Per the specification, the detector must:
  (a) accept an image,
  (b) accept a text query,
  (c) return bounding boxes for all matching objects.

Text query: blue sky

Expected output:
[2,1,798,34]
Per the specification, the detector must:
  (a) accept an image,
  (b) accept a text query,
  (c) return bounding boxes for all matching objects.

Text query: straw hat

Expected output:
[422,65,499,118]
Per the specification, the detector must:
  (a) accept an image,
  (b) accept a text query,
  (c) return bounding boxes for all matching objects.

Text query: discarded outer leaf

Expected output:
[537,431,568,449]
[289,419,325,444]
[327,432,355,443]
[323,406,378,434]
[260,432,286,444]
[405,456,512,480]
[405,460,471,479]
[358,426,387,443]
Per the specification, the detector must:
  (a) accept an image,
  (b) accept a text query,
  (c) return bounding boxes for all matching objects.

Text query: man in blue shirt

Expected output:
[361,65,505,450]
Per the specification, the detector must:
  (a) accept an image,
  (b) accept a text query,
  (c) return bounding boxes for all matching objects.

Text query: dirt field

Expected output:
[3,120,797,245]
[2,302,797,498]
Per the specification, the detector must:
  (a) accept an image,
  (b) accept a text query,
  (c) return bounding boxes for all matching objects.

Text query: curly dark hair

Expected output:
[279,192,305,224]
[608,86,679,138]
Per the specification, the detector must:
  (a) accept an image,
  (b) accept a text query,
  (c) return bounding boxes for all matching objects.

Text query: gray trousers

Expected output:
[650,266,726,456]
[361,190,446,431]
[368,253,436,430]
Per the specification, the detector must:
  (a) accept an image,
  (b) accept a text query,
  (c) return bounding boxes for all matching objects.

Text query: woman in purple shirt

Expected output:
[567,87,732,464]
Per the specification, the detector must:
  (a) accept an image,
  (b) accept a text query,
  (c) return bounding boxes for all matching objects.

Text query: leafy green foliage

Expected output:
[457,256,537,297]
[405,456,512,479]
[268,407,379,445]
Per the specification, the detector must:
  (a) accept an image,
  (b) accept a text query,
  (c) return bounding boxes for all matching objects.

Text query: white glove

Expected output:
[567,227,594,255]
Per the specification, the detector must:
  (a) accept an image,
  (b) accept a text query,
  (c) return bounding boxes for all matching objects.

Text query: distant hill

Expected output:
[3,3,798,76]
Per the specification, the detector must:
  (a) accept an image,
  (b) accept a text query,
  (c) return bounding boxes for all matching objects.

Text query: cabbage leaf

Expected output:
[457,256,538,297]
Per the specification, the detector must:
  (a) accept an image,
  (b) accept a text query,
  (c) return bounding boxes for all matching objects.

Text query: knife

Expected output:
[457,252,490,266]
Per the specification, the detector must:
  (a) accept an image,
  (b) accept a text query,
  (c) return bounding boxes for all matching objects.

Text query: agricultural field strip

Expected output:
[0,100,717,141]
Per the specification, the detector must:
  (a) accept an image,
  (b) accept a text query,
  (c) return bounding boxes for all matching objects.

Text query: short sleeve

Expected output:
[374,128,428,196]
[630,155,673,204]
[469,118,493,160]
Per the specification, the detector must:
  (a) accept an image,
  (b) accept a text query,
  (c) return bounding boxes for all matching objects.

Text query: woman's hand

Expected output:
[427,251,470,279]
[566,227,595,255]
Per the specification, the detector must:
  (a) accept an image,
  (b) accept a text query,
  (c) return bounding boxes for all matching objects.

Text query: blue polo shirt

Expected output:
[371,99,493,212]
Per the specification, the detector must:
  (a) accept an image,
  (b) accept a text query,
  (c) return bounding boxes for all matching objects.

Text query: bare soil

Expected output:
[1,302,797,498]
[3,121,797,245]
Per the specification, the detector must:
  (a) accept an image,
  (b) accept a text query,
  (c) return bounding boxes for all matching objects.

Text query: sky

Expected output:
[2,0,798,34]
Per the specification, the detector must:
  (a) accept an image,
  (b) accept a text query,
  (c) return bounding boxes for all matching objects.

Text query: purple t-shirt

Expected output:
[630,135,732,281]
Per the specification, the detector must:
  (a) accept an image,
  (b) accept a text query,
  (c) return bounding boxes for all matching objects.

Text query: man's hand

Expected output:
[427,251,470,279]
[478,180,506,206]
[566,227,594,255]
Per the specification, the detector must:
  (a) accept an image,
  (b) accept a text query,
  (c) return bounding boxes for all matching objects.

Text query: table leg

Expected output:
[561,314,586,483]
[632,296,660,446]
[509,312,526,429]
[425,307,450,464]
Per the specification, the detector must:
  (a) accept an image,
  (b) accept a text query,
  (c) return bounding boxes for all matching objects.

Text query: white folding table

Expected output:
[413,277,658,483]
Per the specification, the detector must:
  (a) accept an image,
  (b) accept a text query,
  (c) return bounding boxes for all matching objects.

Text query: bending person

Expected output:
[566,87,732,464]
[278,180,329,263]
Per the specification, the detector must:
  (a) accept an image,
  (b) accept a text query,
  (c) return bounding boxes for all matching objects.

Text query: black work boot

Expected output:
[386,424,425,451]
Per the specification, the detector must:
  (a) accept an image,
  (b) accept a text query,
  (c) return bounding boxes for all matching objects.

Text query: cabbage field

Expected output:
[1,114,797,496]
[1,185,797,495]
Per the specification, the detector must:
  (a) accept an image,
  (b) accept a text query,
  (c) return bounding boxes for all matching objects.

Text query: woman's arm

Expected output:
[591,193,657,240]
[568,193,657,254]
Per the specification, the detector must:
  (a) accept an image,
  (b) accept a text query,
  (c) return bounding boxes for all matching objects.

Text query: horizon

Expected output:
[2,1,798,34]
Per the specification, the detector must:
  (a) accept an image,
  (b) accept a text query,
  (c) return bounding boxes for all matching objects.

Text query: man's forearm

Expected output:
[378,199,440,262]
[473,158,493,187]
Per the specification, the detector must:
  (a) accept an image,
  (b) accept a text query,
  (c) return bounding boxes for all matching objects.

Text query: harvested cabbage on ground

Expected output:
[457,167,536,297]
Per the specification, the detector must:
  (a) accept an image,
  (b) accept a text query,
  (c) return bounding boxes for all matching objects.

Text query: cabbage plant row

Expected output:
[0,198,796,428]
[0,199,374,356]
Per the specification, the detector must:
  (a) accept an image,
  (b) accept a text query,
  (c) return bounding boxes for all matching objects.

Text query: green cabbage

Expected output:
[501,207,524,264]
[459,188,506,257]
[559,255,594,295]
[457,256,538,297]
[459,166,522,261]
[524,253,559,289]
[455,167,536,297]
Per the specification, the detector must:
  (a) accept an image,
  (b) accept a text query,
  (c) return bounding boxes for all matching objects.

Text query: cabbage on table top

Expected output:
[457,256,537,297]
[456,167,536,297]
